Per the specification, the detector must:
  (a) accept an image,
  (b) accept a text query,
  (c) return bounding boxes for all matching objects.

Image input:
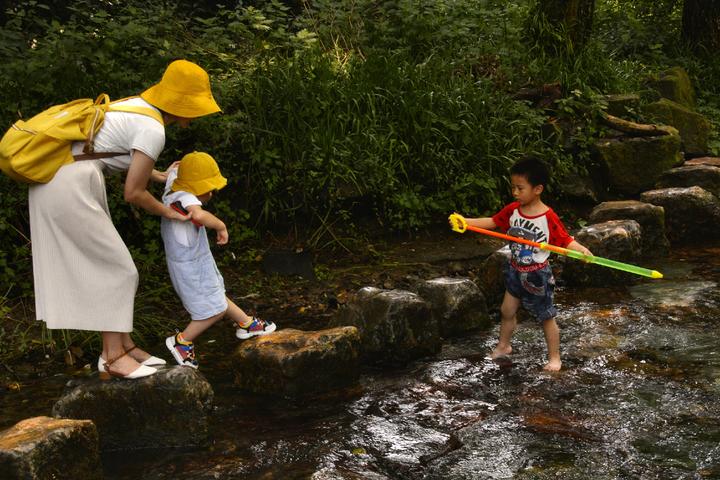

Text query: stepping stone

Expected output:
[656,164,720,198]
[332,287,440,366]
[589,200,669,256]
[562,220,642,287]
[641,186,720,244]
[232,327,361,397]
[416,277,491,337]
[0,416,102,480]
[52,367,213,451]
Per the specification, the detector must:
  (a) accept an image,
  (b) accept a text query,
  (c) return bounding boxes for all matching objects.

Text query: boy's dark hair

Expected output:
[510,156,550,187]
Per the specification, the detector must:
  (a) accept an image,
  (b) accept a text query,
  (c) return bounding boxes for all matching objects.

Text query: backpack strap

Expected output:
[108,96,164,125]
[83,94,112,154]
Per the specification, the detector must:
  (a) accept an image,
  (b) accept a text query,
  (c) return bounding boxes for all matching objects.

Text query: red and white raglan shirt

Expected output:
[491,202,573,272]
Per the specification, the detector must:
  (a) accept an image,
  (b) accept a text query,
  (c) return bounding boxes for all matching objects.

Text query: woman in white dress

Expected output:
[28,59,221,379]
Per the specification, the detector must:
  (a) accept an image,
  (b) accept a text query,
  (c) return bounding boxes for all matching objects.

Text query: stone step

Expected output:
[232,327,361,397]
[0,416,102,480]
[52,366,213,451]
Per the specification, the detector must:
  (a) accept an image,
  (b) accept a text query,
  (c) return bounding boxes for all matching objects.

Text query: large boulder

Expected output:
[562,220,643,287]
[232,327,361,397]
[588,200,669,256]
[331,287,440,365]
[476,248,511,308]
[415,277,491,337]
[0,416,102,480]
[640,186,720,244]
[52,367,213,451]
[656,164,720,198]
[595,128,682,195]
[647,66,696,109]
[643,98,711,155]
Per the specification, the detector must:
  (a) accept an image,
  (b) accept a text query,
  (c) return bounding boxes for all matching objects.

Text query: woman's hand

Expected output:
[165,207,192,222]
[150,161,181,184]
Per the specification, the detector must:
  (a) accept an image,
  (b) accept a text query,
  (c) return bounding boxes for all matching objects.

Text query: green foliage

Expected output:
[0,0,719,363]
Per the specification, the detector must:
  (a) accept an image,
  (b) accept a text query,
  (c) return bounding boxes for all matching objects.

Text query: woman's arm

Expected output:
[185,205,229,245]
[124,151,187,220]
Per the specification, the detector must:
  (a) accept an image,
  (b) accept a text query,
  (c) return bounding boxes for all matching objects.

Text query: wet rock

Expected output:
[686,156,720,167]
[647,66,696,109]
[604,93,640,118]
[52,367,213,451]
[640,186,720,244]
[311,467,390,480]
[476,247,511,308]
[331,287,440,365]
[595,128,683,195]
[423,414,531,479]
[656,164,720,198]
[0,416,102,480]
[415,277,491,337]
[588,200,669,256]
[562,220,642,287]
[232,327,361,396]
[643,98,711,155]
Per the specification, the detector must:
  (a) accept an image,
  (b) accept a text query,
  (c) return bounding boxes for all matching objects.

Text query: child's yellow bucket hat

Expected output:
[141,60,221,118]
[172,152,227,196]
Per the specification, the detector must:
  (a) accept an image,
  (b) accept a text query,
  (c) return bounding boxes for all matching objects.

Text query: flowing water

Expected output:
[2,246,720,479]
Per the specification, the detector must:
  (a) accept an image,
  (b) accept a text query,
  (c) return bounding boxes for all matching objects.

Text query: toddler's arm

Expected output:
[186,205,229,245]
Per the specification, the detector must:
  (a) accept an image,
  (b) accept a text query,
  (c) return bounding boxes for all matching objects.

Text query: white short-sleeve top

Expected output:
[71,97,165,172]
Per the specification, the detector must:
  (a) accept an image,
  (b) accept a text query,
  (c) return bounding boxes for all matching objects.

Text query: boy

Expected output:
[161,151,276,369]
[457,157,591,371]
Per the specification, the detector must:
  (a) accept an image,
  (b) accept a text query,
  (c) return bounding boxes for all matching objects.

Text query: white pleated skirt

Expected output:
[28,160,138,332]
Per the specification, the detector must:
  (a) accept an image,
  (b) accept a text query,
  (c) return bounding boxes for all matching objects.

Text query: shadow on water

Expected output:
[4,246,720,479]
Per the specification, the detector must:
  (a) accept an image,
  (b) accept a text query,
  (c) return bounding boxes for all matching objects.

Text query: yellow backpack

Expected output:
[0,94,164,183]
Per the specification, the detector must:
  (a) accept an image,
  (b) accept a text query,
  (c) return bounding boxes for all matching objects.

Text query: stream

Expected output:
[2,245,720,479]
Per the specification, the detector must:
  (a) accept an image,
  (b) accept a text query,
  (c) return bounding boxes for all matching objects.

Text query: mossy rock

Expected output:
[604,93,640,118]
[643,98,711,155]
[647,67,696,109]
[595,127,682,195]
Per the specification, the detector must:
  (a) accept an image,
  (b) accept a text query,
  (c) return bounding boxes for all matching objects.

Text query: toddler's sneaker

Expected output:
[165,332,198,369]
[236,317,276,339]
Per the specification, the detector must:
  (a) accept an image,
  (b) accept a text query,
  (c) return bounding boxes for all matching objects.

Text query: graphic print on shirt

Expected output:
[507,217,547,266]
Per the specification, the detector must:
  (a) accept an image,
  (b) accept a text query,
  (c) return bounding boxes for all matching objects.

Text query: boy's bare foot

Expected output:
[489,345,512,359]
[543,359,562,371]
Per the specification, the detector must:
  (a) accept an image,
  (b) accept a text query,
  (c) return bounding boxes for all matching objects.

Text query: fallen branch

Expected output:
[600,113,672,137]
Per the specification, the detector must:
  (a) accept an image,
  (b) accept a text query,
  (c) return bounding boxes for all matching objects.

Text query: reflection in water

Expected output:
[4,247,720,479]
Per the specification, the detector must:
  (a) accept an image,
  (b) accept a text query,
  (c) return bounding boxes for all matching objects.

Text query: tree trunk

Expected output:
[681,0,720,53]
[530,0,596,55]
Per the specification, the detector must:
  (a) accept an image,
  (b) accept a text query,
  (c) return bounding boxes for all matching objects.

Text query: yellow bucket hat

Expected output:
[171,152,228,196]
[141,60,221,118]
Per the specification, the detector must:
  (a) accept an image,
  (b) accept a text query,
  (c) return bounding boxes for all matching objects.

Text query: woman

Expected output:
[28,59,221,379]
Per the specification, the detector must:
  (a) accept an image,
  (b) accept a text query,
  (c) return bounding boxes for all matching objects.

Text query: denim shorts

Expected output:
[504,262,557,322]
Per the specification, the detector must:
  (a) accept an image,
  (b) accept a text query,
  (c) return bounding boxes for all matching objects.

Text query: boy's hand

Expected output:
[448,213,467,233]
[216,228,229,245]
